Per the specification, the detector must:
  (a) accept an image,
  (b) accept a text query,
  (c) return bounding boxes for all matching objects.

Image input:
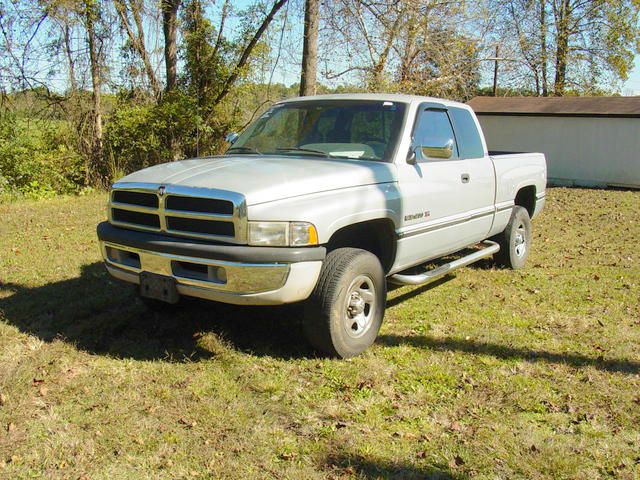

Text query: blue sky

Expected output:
[623,57,640,95]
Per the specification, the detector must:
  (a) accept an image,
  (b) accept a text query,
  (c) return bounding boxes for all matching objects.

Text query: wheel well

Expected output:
[515,185,536,217]
[326,219,397,273]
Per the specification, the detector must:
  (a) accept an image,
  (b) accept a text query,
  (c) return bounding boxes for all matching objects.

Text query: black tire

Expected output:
[303,248,386,358]
[493,206,532,269]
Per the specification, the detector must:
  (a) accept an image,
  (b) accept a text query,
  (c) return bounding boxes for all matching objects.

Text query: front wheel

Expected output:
[303,248,386,358]
[493,206,532,269]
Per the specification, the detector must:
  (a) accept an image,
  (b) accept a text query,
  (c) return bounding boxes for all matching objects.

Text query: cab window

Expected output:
[413,109,459,161]
[448,107,485,159]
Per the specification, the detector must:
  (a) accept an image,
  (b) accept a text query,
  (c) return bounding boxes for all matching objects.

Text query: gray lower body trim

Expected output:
[397,208,497,240]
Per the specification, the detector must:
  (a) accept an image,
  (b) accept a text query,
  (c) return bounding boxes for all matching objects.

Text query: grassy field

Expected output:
[0,188,638,479]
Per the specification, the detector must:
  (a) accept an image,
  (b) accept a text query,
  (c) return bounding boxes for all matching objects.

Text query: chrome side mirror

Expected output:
[421,138,454,159]
[406,147,417,165]
[225,132,239,144]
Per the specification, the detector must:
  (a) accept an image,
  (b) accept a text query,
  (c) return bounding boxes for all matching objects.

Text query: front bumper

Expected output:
[97,222,325,305]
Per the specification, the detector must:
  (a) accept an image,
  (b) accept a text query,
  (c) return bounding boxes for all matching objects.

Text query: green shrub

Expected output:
[0,113,85,200]
[105,92,213,179]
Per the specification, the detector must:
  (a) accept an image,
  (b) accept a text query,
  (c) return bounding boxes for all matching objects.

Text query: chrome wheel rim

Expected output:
[344,275,376,339]
[514,222,527,257]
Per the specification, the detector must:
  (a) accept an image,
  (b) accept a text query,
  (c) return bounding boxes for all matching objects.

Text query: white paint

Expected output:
[477,115,640,188]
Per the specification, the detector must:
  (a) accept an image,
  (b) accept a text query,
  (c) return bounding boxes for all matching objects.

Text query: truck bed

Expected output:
[489,151,547,218]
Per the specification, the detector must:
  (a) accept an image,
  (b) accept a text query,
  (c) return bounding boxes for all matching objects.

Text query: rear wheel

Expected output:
[493,206,532,269]
[303,248,386,358]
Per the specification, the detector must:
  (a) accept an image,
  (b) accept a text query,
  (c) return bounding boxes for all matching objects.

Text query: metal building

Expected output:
[467,96,640,188]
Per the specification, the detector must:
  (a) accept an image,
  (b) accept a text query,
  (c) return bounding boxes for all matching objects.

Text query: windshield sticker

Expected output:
[333,151,365,158]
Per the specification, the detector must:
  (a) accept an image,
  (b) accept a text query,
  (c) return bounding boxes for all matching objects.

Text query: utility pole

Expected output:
[492,45,499,96]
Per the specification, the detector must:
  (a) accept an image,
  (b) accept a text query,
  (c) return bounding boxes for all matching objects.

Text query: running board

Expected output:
[389,240,500,286]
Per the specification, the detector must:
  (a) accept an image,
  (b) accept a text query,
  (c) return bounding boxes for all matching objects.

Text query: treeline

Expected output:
[0,0,637,200]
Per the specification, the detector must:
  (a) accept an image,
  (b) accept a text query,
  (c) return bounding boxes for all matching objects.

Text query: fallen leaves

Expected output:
[178,418,197,429]
[279,451,298,461]
[449,421,463,432]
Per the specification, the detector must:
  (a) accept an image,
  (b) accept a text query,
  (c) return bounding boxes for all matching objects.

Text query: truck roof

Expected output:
[277,93,469,109]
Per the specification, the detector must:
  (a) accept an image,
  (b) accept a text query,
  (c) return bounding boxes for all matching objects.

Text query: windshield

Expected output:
[227,100,407,162]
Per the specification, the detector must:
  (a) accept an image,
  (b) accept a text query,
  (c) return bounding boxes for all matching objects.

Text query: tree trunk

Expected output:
[115,0,161,98]
[299,0,319,96]
[214,0,288,105]
[553,0,570,95]
[540,0,548,96]
[399,6,418,83]
[85,1,104,185]
[370,12,402,90]
[63,23,78,93]
[162,0,181,92]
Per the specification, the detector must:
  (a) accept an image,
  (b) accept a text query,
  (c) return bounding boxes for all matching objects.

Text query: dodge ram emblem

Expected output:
[158,185,166,196]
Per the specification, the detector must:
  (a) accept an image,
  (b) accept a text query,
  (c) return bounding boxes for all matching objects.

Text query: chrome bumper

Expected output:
[96,221,325,305]
[101,241,322,305]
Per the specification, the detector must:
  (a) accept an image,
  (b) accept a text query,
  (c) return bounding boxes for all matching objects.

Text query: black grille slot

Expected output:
[167,217,234,236]
[112,208,160,228]
[165,196,234,215]
[112,191,158,208]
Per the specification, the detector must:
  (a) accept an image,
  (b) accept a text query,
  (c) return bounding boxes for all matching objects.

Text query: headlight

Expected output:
[248,221,318,246]
[290,222,319,246]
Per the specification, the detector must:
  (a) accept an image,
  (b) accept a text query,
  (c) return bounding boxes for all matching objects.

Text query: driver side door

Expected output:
[393,105,494,272]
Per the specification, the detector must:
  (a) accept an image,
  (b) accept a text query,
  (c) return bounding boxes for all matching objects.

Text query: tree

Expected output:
[299,0,319,96]
[323,0,480,99]
[161,0,181,92]
[490,0,640,95]
[83,0,106,184]
[322,0,406,89]
[114,0,161,98]
[212,0,289,105]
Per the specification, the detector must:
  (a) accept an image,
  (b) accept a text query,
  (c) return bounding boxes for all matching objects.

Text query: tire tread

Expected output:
[303,248,384,358]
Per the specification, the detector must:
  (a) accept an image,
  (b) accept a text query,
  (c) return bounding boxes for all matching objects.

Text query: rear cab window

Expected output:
[448,107,486,159]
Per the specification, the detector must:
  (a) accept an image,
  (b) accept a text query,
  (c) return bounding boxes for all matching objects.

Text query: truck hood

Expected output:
[116,155,397,205]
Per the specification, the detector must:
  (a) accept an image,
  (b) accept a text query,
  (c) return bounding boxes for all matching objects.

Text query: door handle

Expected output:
[461,173,470,183]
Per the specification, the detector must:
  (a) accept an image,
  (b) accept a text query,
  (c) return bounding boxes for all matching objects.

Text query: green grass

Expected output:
[0,188,639,479]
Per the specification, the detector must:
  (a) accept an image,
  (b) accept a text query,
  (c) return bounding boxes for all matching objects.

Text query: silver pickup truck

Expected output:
[97,93,546,358]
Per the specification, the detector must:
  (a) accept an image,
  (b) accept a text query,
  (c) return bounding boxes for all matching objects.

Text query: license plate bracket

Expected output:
[139,272,179,304]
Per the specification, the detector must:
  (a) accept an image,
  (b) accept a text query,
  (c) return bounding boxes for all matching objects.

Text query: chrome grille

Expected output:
[108,183,247,243]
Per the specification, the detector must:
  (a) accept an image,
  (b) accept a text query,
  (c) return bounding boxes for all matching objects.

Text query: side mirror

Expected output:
[421,138,454,160]
[225,132,239,144]
[406,147,417,165]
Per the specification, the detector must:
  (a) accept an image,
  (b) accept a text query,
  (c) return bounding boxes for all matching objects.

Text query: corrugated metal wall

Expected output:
[476,115,640,188]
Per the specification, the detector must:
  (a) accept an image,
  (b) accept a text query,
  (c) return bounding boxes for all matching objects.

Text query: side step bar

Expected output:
[389,240,500,286]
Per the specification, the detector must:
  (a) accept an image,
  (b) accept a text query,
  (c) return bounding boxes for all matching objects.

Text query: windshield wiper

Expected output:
[226,146,261,154]
[275,147,332,158]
